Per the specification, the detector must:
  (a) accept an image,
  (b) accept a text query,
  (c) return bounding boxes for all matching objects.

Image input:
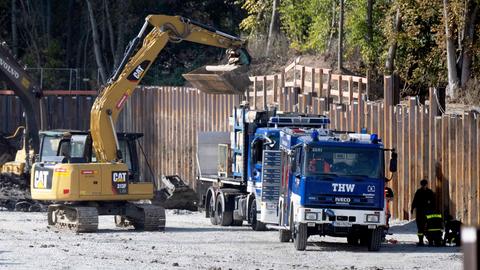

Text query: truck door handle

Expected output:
[93,181,98,184]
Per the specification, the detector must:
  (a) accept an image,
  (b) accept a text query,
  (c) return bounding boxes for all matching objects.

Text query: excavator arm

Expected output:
[91,15,250,163]
[0,42,45,160]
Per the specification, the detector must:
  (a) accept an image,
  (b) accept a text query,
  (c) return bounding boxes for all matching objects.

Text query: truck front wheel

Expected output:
[367,227,383,251]
[293,223,308,251]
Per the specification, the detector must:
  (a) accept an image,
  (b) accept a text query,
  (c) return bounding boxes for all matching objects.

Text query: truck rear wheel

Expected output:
[209,193,218,225]
[367,227,383,251]
[293,223,308,251]
[249,199,266,231]
[216,193,233,226]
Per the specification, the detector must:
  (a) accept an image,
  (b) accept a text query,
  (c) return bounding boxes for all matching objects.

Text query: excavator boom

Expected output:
[0,42,45,168]
[91,15,250,163]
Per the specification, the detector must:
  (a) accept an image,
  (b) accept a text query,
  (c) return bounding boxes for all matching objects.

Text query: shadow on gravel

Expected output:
[306,241,461,253]
[84,226,250,234]
[165,226,250,233]
[388,220,418,235]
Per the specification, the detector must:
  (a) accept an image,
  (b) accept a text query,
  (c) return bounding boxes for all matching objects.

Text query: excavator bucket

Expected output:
[182,64,251,95]
[153,175,198,211]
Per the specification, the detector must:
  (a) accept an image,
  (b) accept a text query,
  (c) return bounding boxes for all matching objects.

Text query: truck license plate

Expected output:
[334,221,352,227]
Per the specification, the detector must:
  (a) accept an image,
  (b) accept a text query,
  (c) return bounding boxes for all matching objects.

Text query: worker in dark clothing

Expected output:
[425,212,444,246]
[411,179,435,246]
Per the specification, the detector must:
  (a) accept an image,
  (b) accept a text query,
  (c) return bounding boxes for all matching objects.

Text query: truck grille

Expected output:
[311,194,375,207]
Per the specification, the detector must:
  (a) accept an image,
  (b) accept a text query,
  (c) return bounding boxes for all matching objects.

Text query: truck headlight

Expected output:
[366,214,380,223]
[305,212,318,220]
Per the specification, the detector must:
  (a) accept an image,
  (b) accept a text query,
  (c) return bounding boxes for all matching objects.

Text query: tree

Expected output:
[337,0,345,71]
[85,0,107,85]
[385,6,401,75]
[266,0,280,57]
[443,0,459,98]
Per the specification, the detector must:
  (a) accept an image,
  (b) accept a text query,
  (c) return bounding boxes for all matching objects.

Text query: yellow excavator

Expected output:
[30,15,251,232]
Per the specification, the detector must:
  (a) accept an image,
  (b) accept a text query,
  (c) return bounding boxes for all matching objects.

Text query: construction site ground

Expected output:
[0,210,461,270]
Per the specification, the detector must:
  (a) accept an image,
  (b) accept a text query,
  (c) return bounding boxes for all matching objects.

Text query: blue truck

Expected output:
[197,106,396,251]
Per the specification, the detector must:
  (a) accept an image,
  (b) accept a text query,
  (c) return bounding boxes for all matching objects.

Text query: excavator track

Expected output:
[131,204,166,231]
[48,205,98,233]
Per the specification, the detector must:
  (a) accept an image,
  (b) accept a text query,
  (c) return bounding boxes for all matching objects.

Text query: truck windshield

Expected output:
[304,146,383,178]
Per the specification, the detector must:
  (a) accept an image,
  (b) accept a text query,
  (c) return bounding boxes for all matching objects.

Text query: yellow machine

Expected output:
[0,41,44,178]
[30,15,251,232]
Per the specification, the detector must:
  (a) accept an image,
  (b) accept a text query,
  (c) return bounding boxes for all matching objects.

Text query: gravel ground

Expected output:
[0,210,462,270]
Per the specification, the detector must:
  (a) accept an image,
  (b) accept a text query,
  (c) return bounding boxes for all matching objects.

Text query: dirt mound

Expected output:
[0,174,45,212]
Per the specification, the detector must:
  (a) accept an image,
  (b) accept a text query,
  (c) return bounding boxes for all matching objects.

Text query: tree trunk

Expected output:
[367,0,373,45]
[460,2,478,87]
[11,0,18,56]
[115,1,127,67]
[104,0,117,69]
[327,1,337,53]
[266,0,280,57]
[385,7,401,75]
[338,0,344,71]
[65,0,74,67]
[443,0,460,98]
[46,0,51,46]
[86,0,107,85]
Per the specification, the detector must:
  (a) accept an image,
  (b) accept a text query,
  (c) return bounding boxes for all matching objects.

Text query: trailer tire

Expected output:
[209,193,218,225]
[294,223,308,251]
[249,199,266,231]
[367,227,383,251]
[216,193,233,226]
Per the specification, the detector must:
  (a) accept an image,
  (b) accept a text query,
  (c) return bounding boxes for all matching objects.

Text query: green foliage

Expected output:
[345,0,388,67]
[279,0,332,52]
[391,1,445,90]
[239,0,271,34]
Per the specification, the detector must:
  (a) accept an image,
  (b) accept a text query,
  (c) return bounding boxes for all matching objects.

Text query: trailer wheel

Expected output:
[249,199,266,231]
[367,227,383,251]
[209,193,218,225]
[216,193,233,226]
[293,223,308,251]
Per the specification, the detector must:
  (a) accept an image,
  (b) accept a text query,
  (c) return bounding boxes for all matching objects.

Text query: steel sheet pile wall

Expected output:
[2,68,479,224]
[0,95,95,132]
[117,86,240,190]
[258,75,478,225]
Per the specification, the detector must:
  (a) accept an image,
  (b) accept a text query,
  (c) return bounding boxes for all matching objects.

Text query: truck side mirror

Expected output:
[389,151,397,173]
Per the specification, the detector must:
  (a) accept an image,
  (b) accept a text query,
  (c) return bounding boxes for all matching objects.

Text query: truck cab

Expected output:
[278,128,396,251]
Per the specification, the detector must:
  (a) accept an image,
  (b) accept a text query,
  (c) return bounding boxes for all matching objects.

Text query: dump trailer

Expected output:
[198,106,396,251]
